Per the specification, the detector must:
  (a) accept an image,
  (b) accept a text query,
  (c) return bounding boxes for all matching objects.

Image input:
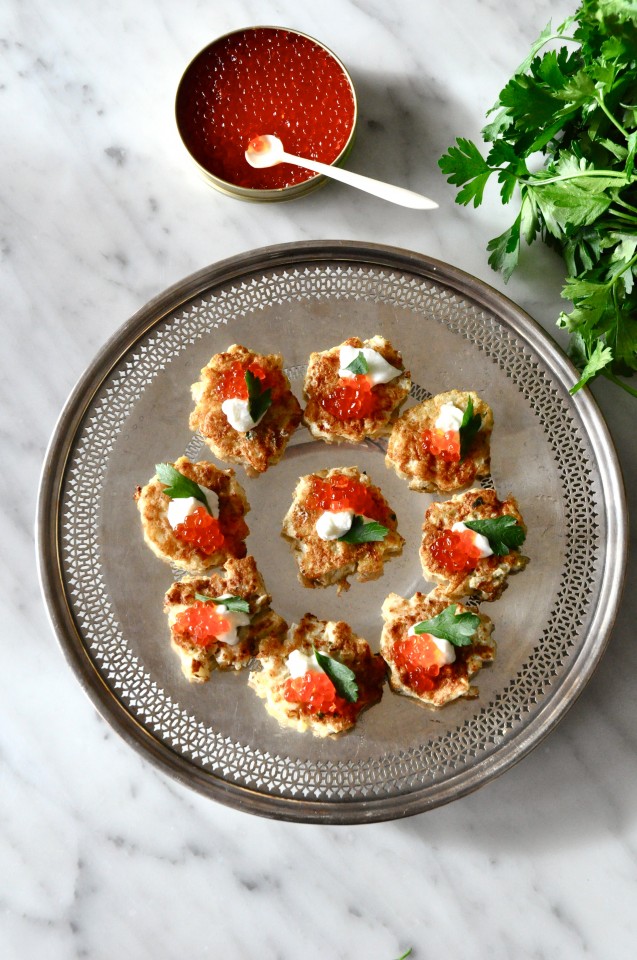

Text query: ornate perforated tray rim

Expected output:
[37,241,627,824]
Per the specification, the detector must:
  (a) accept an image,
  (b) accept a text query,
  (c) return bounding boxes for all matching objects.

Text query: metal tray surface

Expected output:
[38,241,626,823]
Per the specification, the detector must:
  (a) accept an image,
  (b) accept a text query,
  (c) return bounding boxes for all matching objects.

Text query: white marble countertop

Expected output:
[3,0,636,956]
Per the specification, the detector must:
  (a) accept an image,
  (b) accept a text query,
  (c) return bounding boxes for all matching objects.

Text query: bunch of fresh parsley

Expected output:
[439,0,637,397]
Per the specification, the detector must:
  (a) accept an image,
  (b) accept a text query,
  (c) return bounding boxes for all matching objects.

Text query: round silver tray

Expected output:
[37,241,626,823]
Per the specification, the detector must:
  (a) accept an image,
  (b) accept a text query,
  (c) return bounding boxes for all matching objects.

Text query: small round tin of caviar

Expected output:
[175,26,358,202]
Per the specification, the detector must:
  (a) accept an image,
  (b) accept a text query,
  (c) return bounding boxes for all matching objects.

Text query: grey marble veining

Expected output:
[2,0,636,957]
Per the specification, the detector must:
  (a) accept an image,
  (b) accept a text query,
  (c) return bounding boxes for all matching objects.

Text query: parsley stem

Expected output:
[614,197,637,217]
[519,170,631,187]
[603,368,637,398]
[608,208,637,224]
[603,251,637,289]
[596,93,631,141]
[616,251,637,276]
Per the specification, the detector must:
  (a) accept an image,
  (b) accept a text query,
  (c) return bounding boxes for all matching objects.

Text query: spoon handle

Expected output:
[280,152,438,210]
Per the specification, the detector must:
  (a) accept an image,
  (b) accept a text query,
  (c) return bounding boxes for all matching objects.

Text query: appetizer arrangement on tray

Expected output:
[135,336,529,738]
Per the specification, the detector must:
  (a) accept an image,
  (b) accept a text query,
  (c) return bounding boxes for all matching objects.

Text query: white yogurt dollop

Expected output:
[315,509,354,541]
[221,397,264,433]
[434,401,464,433]
[166,485,219,529]
[451,521,493,558]
[211,596,251,646]
[338,345,401,385]
[406,626,456,664]
[286,648,324,678]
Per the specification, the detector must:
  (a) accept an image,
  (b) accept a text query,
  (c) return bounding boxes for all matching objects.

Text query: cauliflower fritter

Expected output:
[163,557,287,683]
[135,456,249,574]
[386,390,493,492]
[303,335,411,443]
[249,614,386,737]
[189,344,303,476]
[420,487,528,601]
[380,589,495,707]
[281,466,405,593]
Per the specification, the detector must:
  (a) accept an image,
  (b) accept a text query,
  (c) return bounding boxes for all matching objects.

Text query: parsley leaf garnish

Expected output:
[344,350,370,375]
[438,137,493,207]
[459,396,482,457]
[155,463,209,512]
[464,515,526,555]
[313,647,359,702]
[245,370,272,425]
[413,604,481,647]
[439,2,637,399]
[194,593,250,613]
[337,515,389,543]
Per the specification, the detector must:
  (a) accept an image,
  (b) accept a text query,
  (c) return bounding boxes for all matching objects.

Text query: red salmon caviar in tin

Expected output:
[176,27,356,194]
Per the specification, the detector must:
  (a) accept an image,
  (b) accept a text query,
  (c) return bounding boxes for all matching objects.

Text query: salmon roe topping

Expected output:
[284,671,352,716]
[176,28,355,190]
[175,506,225,555]
[320,375,379,420]
[430,529,483,572]
[423,428,461,462]
[173,602,230,647]
[306,475,384,520]
[216,361,284,401]
[392,634,448,694]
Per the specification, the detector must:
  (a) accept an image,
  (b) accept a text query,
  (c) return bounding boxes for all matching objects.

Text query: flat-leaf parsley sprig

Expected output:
[439,1,637,397]
[156,463,211,512]
[337,515,389,544]
[245,369,272,425]
[313,647,359,702]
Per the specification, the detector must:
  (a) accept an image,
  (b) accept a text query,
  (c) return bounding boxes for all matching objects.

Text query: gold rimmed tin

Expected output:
[175,26,358,202]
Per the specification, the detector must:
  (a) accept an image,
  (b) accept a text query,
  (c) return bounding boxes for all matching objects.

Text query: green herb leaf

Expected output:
[394,952,413,960]
[570,339,615,393]
[344,350,370,375]
[413,604,481,647]
[438,137,495,207]
[440,2,637,396]
[155,463,209,511]
[337,515,389,543]
[245,370,272,426]
[464,515,526,555]
[194,593,250,613]
[487,212,522,281]
[459,395,482,457]
[313,647,359,702]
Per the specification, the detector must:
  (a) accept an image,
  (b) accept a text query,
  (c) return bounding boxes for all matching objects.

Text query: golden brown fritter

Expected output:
[135,456,249,574]
[281,466,405,594]
[386,390,493,492]
[249,614,386,737]
[380,589,495,707]
[303,335,411,443]
[420,488,528,601]
[189,343,303,477]
[163,557,287,683]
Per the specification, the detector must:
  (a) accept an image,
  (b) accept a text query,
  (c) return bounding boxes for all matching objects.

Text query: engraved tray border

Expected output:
[37,241,627,823]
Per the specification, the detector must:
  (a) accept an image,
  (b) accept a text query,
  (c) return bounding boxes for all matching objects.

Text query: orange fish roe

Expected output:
[392,634,447,694]
[173,602,231,647]
[306,474,384,520]
[320,375,378,420]
[216,361,285,401]
[430,528,484,572]
[176,27,355,191]
[283,671,352,716]
[422,428,461,462]
[174,506,225,555]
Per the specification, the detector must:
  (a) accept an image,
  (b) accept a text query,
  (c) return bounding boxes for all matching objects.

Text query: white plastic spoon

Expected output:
[245,135,438,210]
